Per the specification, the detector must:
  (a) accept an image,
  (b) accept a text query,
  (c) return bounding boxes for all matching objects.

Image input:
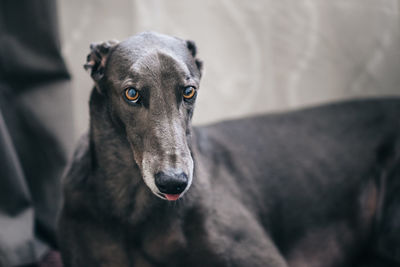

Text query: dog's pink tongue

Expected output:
[165,194,180,201]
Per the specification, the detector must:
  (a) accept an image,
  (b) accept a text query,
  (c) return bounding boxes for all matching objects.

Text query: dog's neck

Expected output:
[88,89,134,177]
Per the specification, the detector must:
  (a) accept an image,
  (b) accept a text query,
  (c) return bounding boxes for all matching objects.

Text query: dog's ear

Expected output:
[186,40,203,76]
[84,40,119,92]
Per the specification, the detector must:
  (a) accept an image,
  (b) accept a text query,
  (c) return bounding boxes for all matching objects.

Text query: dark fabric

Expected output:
[0,0,70,89]
[0,0,70,266]
[38,250,62,267]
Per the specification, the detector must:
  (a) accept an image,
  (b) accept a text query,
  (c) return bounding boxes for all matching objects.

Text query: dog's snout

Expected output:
[155,171,188,195]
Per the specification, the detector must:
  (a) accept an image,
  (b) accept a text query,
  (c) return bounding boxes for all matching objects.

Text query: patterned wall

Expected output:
[59,0,400,143]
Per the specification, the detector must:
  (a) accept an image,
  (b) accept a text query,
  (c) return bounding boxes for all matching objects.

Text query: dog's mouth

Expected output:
[164,194,181,201]
[156,192,181,201]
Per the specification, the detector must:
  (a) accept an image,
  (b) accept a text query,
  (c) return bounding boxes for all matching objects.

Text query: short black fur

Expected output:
[58,32,400,267]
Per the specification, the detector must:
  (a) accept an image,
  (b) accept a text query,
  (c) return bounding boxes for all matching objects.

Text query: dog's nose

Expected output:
[154,171,188,195]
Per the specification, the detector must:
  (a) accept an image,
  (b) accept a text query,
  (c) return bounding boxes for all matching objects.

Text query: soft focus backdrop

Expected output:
[58,0,400,152]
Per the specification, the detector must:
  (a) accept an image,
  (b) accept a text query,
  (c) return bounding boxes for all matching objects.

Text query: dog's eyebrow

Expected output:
[121,79,138,90]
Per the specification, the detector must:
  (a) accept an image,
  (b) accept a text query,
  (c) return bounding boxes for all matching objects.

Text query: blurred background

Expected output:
[58,0,400,153]
[0,0,399,266]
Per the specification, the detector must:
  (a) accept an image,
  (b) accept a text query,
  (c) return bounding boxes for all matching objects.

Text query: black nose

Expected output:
[155,171,188,194]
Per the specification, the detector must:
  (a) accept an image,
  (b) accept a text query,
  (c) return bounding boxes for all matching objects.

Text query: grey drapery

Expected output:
[0,0,71,266]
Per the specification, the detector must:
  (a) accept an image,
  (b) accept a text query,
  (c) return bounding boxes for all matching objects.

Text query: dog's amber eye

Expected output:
[125,87,139,102]
[183,86,196,100]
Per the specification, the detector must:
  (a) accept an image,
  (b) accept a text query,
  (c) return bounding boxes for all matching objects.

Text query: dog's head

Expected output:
[85,32,203,201]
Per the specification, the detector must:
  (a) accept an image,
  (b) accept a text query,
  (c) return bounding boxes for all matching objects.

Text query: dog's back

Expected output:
[192,98,400,266]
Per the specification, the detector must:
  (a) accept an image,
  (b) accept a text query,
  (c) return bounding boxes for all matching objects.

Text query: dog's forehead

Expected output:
[132,50,190,76]
[114,32,188,64]
[107,32,196,82]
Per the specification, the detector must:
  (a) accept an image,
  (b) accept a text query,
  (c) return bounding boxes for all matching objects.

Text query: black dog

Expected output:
[58,32,400,267]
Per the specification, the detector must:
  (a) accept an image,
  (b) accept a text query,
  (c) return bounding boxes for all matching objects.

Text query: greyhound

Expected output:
[58,32,400,267]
